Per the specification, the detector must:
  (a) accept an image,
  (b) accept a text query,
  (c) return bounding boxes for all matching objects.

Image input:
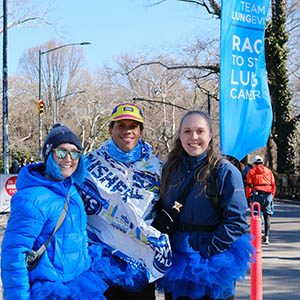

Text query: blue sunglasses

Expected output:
[53,148,82,160]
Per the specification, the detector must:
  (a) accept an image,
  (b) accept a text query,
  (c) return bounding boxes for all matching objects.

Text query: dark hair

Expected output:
[160,110,220,196]
[109,120,144,131]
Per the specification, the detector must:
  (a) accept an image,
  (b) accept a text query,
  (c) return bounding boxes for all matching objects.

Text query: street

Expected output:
[1,199,300,300]
[234,199,300,300]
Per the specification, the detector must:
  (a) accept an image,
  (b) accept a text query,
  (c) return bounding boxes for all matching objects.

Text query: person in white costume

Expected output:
[81,103,172,300]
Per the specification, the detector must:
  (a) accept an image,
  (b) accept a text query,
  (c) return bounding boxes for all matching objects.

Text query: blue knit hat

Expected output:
[43,123,82,161]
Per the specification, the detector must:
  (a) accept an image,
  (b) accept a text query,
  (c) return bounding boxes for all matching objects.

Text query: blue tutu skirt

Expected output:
[157,233,254,300]
[89,242,149,292]
[31,268,108,300]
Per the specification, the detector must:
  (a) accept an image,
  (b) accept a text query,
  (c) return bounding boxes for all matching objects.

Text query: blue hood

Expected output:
[16,162,71,197]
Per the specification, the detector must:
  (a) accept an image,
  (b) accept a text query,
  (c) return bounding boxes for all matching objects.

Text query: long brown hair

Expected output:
[160,110,220,196]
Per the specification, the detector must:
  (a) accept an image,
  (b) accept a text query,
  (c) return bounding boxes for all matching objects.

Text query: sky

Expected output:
[3,0,219,76]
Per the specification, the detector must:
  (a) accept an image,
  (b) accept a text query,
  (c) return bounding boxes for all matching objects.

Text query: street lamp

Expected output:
[38,42,91,161]
[2,0,8,173]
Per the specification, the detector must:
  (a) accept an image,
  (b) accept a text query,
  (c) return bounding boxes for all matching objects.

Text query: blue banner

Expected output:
[220,0,272,161]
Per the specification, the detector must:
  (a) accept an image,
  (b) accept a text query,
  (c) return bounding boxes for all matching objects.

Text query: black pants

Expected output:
[164,292,234,300]
[264,213,271,237]
[104,283,155,300]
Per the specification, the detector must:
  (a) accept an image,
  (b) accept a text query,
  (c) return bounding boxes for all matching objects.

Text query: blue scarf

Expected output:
[108,138,142,163]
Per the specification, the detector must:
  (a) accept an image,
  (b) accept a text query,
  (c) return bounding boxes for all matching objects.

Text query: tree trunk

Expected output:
[265,0,297,174]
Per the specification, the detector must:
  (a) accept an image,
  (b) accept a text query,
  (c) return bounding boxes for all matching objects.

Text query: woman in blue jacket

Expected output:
[157,111,254,300]
[1,124,108,300]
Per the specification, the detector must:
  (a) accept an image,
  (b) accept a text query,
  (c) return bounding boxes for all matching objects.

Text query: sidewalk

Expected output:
[235,199,300,300]
[0,213,8,300]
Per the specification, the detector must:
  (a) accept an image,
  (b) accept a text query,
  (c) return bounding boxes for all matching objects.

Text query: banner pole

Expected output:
[250,202,263,300]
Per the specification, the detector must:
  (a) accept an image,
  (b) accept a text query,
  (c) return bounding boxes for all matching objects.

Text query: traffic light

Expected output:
[38,100,44,115]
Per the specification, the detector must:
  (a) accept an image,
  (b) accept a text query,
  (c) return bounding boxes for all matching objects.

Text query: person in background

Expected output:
[28,156,35,164]
[157,110,253,300]
[1,124,108,300]
[240,156,252,182]
[20,157,27,168]
[240,157,252,206]
[81,103,171,300]
[246,155,276,245]
[9,159,20,174]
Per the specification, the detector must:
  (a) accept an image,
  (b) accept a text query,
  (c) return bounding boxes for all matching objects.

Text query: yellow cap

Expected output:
[111,103,144,123]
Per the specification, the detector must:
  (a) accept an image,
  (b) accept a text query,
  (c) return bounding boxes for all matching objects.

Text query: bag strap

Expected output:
[174,159,222,214]
[36,191,70,257]
[171,174,196,213]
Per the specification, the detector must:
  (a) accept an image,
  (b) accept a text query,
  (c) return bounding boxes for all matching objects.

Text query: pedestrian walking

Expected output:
[1,124,108,300]
[81,103,171,300]
[155,110,253,300]
[246,155,276,245]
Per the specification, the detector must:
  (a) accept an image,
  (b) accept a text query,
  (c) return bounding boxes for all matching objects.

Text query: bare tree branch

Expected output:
[0,0,56,34]
[288,23,300,34]
[0,17,45,33]
[125,61,219,75]
[190,80,219,101]
[178,0,221,18]
[132,97,188,110]
[21,132,32,142]
[207,0,221,17]
[147,0,167,5]
[146,0,221,18]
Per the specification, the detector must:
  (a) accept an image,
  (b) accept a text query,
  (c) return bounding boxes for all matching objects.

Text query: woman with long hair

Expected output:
[157,111,254,300]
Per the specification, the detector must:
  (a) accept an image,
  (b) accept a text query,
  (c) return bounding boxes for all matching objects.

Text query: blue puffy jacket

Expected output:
[1,163,91,300]
[161,152,248,258]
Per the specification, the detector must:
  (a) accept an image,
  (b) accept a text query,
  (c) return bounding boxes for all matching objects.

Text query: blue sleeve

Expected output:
[199,162,248,258]
[1,193,45,300]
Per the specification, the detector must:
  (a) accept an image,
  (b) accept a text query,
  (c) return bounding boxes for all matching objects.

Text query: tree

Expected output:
[19,39,88,133]
[265,0,299,174]
[146,0,221,18]
[2,40,93,158]
[146,0,300,173]
[103,54,204,157]
[0,0,56,33]
[60,72,113,152]
[5,75,37,160]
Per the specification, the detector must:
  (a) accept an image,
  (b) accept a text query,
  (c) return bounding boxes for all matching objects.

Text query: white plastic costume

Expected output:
[81,139,172,289]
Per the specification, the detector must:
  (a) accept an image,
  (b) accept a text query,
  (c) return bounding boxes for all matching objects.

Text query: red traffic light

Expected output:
[38,100,44,115]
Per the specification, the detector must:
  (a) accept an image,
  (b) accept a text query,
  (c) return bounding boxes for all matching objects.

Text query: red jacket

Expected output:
[246,165,276,199]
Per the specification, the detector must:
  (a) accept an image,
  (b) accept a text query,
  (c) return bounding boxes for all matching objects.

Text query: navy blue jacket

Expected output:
[161,152,248,258]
